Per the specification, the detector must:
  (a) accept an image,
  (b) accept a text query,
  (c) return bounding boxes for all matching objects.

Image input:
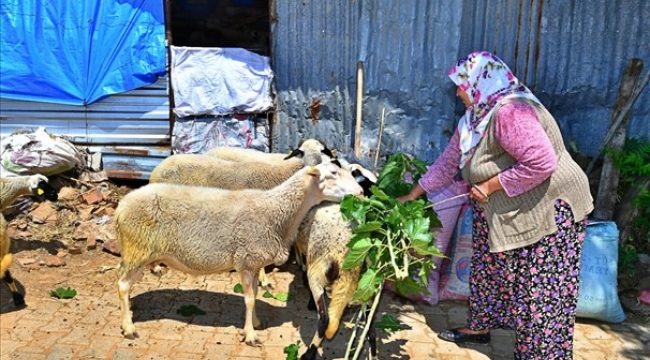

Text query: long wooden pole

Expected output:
[354,61,364,158]
[593,59,644,220]
[586,68,650,175]
[374,107,386,171]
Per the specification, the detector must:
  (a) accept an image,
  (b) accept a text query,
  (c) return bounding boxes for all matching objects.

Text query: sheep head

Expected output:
[311,163,363,202]
[29,174,58,201]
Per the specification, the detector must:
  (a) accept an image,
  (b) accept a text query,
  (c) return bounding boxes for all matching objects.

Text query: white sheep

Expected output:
[204,139,335,165]
[1,174,58,307]
[204,146,288,163]
[295,164,378,360]
[115,162,364,345]
[149,139,334,287]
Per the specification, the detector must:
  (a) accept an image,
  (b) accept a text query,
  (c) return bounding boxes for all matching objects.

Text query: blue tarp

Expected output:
[0,0,166,105]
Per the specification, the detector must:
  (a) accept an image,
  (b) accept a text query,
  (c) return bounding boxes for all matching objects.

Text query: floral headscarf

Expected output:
[448,51,540,168]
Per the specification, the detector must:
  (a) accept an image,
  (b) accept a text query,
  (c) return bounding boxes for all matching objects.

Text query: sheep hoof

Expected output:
[242,335,262,347]
[151,264,167,277]
[300,345,318,360]
[121,327,139,340]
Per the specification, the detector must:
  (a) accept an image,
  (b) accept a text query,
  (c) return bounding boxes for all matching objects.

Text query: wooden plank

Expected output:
[354,61,364,158]
[593,58,644,220]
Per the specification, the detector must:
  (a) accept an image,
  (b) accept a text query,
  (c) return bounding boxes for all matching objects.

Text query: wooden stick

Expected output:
[354,61,364,158]
[373,107,386,171]
[593,58,644,220]
[586,68,650,175]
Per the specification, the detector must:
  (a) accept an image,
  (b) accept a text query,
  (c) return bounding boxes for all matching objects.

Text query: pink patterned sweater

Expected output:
[419,102,557,197]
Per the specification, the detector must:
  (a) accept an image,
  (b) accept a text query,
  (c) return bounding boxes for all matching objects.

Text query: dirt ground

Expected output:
[1,178,649,360]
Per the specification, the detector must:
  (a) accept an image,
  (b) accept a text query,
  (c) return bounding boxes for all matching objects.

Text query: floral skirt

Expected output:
[468,199,587,360]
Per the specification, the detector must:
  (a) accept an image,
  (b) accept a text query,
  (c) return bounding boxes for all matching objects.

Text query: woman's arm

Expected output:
[398,130,462,202]
[492,101,558,198]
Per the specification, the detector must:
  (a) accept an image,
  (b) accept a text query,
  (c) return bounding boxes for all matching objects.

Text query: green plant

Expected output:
[234,284,294,302]
[607,137,650,254]
[49,287,77,299]
[374,314,410,333]
[340,153,442,302]
[283,340,301,360]
[262,290,294,302]
[336,153,442,359]
[618,243,639,277]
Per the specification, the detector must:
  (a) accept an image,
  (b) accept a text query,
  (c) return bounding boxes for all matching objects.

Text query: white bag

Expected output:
[0,127,85,177]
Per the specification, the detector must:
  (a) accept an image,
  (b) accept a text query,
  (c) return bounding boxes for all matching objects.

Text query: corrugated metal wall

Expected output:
[0,77,171,179]
[272,0,650,165]
[271,0,361,155]
[459,0,650,160]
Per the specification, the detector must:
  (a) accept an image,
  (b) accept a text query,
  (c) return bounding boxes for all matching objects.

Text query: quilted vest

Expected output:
[461,97,593,252]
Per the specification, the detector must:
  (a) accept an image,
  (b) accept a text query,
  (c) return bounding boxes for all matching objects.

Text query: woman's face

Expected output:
[456,87,472,107]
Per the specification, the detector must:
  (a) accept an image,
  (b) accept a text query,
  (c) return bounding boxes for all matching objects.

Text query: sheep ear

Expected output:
[37,180,58,202]
[321,147,334,158]
[284,148,304,160]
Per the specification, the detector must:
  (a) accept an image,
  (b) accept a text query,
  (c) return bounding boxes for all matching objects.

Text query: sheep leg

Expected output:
[303,271,317,311]
[301,285,328,360]
[240,270,262,346]
[294,243,306,272]
[117,265,144,339]
[2,270,26,308]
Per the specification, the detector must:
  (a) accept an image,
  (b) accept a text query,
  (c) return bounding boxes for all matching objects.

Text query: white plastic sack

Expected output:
[0,127,85,177]
[170,46,274,118]
[576,221,626,323]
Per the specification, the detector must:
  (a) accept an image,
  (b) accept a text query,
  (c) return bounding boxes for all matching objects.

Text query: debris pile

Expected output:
[4,176,133,269]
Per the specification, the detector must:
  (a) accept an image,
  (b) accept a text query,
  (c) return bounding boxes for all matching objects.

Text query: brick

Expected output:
[81,187,103,205]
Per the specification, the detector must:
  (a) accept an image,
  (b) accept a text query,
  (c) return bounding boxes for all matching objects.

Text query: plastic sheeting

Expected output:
[171,114,270,154]
[0,0,166,105]
[170,46,273,118]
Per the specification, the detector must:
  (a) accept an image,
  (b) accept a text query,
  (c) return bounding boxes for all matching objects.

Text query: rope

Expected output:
[428,192,471,208]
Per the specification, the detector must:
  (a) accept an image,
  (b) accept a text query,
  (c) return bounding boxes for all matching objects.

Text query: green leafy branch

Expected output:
[340,187,443,302]
[337,153,443,359]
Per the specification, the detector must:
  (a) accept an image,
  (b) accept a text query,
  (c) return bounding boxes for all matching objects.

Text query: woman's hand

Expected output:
[397,184,426,203]
[471,184,489,203]
[397,193,415,203]
[471,176,504,204]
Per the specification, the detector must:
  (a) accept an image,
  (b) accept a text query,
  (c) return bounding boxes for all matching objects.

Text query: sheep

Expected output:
[149,139,334,287]
[204,146,288,163]
[1,174,58,307]
[150,140,334,191]
[295,163,378,360]
[115,162,364,345]
[204,139,335,165]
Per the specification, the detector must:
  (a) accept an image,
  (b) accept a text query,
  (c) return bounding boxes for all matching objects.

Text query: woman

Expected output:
[398,51,593,359]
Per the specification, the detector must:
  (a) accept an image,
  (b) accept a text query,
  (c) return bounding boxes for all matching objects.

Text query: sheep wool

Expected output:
[205,138,332,166]
[150,154,305,190]
[204,146,288,164]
